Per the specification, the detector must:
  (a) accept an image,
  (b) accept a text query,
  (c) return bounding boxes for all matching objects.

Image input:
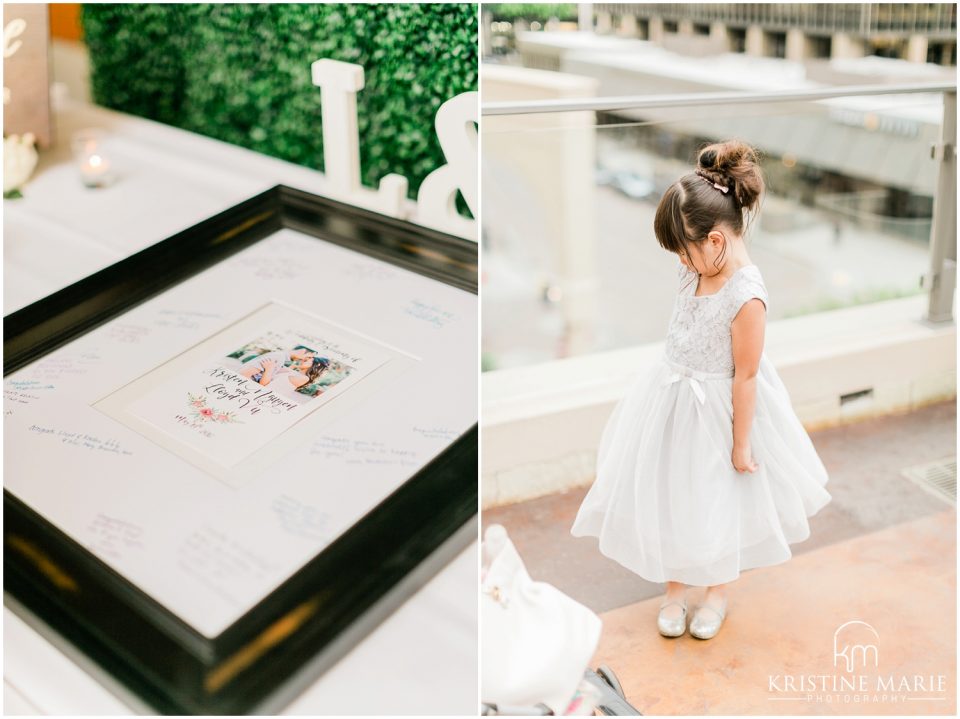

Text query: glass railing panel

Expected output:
[481,93,946,371]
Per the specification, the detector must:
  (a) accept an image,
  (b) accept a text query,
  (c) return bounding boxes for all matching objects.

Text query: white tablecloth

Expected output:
[2,98,477,715]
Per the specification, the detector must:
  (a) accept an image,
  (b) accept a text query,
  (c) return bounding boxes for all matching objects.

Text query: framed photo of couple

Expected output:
[3,185,478,713]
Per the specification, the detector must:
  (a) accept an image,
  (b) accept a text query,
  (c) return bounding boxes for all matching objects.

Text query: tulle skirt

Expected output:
[571,352,832,587]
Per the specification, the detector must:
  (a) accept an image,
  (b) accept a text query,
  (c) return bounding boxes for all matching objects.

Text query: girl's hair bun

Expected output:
[653,137,766,256]
[696,139,764,213]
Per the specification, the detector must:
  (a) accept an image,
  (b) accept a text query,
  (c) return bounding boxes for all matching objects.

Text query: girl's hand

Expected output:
[732,442,759,473]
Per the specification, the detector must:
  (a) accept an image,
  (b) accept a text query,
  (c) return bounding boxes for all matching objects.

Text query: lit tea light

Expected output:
[71,128,116,188]
[80,153,112,185]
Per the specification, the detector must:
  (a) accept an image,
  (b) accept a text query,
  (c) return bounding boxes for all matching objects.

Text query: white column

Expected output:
[618,13,638,37]
[709,21,728,50]
[907,34,929,64]
[648,15,664,44]
[832,32,867,59]
[481,64,600,359]
[745,25,765,57]
[578,3,593,32]
[481,9,493,57]
[595,10,612,35]
[786,27,807,62]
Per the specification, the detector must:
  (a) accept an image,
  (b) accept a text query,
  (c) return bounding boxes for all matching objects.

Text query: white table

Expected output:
[3,97,478,715]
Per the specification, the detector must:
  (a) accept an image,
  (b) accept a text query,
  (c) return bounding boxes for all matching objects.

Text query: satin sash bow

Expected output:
[661,371,706,404]
[660,357,734,404]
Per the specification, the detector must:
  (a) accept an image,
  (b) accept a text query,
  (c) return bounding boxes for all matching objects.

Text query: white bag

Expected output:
[480,524,603,714]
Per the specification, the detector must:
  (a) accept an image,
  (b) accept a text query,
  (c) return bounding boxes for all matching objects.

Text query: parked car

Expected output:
[595,167,658,201]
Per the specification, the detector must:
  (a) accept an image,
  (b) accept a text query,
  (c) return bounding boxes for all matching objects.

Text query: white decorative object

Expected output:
[481,523,602,714]
[311,59,408,218]
[3,132,37,195]
[311,58,477,242]
[3,17,27,105]
[3,6,52,147]
[71,128,116,188]
[3,15,39,198]
[417,91,479,240]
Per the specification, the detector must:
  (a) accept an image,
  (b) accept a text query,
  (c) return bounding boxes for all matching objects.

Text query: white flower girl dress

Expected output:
[571,258,832,586]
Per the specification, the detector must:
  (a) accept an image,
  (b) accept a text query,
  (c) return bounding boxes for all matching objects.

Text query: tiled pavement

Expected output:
[483,399,957,715]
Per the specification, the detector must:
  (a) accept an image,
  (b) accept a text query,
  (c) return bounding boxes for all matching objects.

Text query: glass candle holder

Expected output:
[71,128,116,188]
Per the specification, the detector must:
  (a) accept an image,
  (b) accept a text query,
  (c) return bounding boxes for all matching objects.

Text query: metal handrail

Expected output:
[481,81,957,116]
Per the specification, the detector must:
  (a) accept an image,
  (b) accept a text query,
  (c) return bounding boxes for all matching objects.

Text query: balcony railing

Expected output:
[481,81,955,115]
[482,81,957,334]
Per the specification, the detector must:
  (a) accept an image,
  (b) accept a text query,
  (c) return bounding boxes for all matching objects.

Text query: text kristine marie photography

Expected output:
[766,619,950,706]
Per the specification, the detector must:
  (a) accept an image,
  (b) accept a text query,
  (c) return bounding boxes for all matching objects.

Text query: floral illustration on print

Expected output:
[186,393,241,424]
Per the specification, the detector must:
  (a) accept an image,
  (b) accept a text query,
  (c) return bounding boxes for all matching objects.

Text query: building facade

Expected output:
[590,3,957,65]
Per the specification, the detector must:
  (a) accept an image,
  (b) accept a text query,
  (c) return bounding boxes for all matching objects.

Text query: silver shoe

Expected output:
[657,598,688,637]
[689,599,727,639]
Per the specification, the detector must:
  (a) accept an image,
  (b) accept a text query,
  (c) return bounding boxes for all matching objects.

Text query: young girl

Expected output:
[570,139,832,640]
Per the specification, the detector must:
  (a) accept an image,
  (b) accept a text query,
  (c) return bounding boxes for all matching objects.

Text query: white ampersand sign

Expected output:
[417,91,478,241]
[311,58,477,242]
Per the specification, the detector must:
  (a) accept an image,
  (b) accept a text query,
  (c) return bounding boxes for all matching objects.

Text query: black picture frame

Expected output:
[3,184,479,714]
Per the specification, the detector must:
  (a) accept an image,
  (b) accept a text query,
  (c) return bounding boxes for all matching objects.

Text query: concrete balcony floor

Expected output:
[483,399,956,715]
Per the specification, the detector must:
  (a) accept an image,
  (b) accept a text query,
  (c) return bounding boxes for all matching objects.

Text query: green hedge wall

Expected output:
[81,3,477,199]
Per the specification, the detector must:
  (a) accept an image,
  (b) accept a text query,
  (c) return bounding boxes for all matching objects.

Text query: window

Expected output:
[728,26,747,53]
[810,34,832,59]
[927,41,957,65]
[765,30,787,58]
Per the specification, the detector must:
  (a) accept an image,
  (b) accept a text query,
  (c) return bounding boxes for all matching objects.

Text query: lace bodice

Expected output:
[663,258,769,374]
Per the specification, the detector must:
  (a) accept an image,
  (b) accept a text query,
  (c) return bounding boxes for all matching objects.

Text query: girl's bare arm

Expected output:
[731,299,765,471]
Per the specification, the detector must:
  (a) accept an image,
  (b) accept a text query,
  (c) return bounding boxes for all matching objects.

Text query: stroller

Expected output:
[480,525,642,716]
